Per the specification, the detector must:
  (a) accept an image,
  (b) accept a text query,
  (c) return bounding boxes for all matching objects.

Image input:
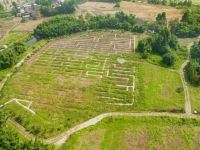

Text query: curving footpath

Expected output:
[180,36,200,115]
[179,43,193,115]
[45,112,199,145]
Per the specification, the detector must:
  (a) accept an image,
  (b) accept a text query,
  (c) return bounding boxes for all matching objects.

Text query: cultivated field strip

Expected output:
[16,32,136,106]
[48,32,134,54]
[28,48,136,105]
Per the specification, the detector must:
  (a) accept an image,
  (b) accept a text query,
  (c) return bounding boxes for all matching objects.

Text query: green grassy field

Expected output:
[0,32,185,138]
[0,31,31,46]
[192,0,200,5]
[189,85,200,114]
[60,116,200,150]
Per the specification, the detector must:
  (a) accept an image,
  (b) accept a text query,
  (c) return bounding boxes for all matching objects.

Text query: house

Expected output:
[18,2,40,20]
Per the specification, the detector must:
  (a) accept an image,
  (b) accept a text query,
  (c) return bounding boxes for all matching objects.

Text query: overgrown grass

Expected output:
[60,116,200,150]
[0,32,184,138]
[0,31,31,46]
[189,85,200,114]
[135,62,184,112]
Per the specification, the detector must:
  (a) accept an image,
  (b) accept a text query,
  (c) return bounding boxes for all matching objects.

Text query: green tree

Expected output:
[191,41,200,61]
[186,61,200,85]
[0,2,4,12]
[11,2,19,16]
[156,12,167,25]
[56,0,76,14]
[12,42,26,56]
[181,10,190,23]
[137,38,152,53]
[0,49,16,69]
[162,51,177,66]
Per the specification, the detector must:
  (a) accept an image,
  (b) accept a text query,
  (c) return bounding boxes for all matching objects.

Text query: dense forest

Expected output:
[186,41,200,85]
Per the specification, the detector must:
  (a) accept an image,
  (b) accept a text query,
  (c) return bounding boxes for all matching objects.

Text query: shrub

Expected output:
[0,49,16,69]
[162,51,177,66]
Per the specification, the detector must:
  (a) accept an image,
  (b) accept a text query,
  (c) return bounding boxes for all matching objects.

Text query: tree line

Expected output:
[137,12,180,66]
[169,8,200,38]
[147,0,192,7]
[186,41,200,85]
[34,11,144,39]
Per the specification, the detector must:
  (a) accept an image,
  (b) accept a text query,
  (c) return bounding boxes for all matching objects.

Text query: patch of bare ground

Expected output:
[178,38,197,47]
[120,1,182,21]
[0,17,20,40]
[124,130,148,150]
[14,18,46,32]
[77,129,104,150]
[78,2,116,16]
[163,126,186,150]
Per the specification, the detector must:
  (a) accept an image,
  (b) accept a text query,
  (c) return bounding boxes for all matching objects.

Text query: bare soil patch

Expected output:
[14,18,46,32]
[78,2,116,15]
[124,131,148,150]
[120,1,182,21]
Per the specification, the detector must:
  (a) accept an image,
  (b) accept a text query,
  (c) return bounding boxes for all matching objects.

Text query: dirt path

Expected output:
[180,48,191,115]
[180,36,200,115]
[0,18,21,41]
[45,112,200,145]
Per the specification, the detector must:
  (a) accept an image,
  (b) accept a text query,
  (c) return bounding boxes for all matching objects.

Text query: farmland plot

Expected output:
[0,32,184,138]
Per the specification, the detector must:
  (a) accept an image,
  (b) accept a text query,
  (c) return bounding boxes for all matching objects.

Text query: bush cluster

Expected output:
[170,9,200,38]
[0,42,26,70]
[186,41,200,85]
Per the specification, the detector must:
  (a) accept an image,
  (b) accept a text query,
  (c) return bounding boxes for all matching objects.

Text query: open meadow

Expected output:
[61,116,200,150]
[190,86,200,114]
[0,31,184,138]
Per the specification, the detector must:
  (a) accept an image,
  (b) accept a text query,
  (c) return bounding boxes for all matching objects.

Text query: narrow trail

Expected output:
[0,18,20,41]
[180,36,200,115]
[179,42,193,115]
